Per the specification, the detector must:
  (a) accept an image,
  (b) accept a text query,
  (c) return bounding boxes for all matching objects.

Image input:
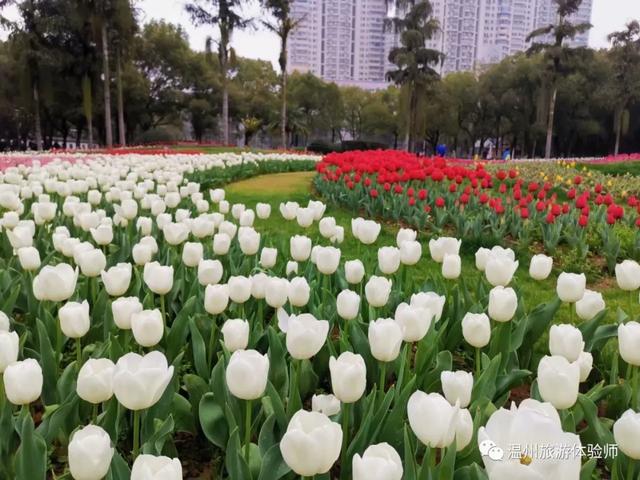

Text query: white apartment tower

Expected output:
[287,0,593,87]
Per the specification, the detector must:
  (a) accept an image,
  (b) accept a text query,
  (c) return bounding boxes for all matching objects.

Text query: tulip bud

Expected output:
[296,207,314,228]
[488,286,518,323]
[238,227,260,255]
[251,273,268,299]
[556,272,586,303]
[210,188,225,203]
[198,259,223,286]
[256,203,271,219]
[396,228,417,247]
[329,352,366,403]
[577,351,593,382]
[290,235,312,262]
[365,276,392,308]
[213,233,231,255]
[454,409,474,451]
[353,443,403,480]
[619,321,640,366]
[112,296,143,330]
[337,289,360,321]
[441,370,473,408]
[221,319,250,352]
[442,253,461,279]
[319,217,337,239]
[315,246,341,275]
[239,209,254,227]
[368,318,403,362]
[263,277,287,309]
[400,241,421,266]
[529,254,553,280]
[614,410,640,460]
[3,358,43,405]
[475,248,490,271]
[0,311,8,331]
[182,242,203,267]
[462,313,491,348]
[136,217,153,236]
[260,247,278,269]
[77,358,115,404]
[408,391,458,448]
[394,302,433,342]
[90,224,113,246]
[225,349,269,400]
[132,243,153,266]
[286,261,298,276]
[549,324,584,363]
[101,263,132,297]
[77,249,107,278]
[143,262,174,296]
[228,275,252,304]
[0,330,19,373]
[345,259,365,284]
[59,300,90,338]
[288,277,310,307]
[616,260,640,291]
[352,218,381,245]
[131,309,164,347]
[537,355,580,409]
[575,290,605,321]
[429,237,461,263]
[485,254,518,287]
[205,284,229,315]
[280,410,342,476]
[113,351,174,410]
[410,291,446,322]
[33,263,79,302]
[378,246,401,275]
[131,455,182,480]
[311,394,341,416]
[286,313,329,359]
[17,246,41,271]
[68,425,114,480]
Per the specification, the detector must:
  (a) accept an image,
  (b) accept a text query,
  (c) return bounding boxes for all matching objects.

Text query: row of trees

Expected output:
[1,0,640,157]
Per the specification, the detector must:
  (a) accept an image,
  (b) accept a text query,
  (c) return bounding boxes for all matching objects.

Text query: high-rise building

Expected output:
[287,0,593,88]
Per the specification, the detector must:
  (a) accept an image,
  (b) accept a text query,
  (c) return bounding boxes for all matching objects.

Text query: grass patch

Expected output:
[581,161,640,177]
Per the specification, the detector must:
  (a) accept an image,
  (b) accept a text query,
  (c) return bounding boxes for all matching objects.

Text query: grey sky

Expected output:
[3,0,640,68]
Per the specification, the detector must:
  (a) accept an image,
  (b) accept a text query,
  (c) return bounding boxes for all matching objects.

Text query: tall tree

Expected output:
[527,0,591,159]
[607,20,640,155]
[260,0,301,149]
[186,0,250,145]
[385,0,442,152]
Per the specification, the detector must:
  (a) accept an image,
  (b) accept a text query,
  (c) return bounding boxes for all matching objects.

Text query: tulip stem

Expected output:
[92,403,99,424]
[55,317,62,375]
[379,362,387,394]
[244,399,252,463]
[0,374,4,414]
[568,302,575,324]
[340,402,351,468]
[430,447,437,467]
[160,295,167,325]
[629,290,634,320]
[632,366,639,411]
[75,338,82,371]
[475,348,481,376]
[628,458,635,480]
[132,409,140,459]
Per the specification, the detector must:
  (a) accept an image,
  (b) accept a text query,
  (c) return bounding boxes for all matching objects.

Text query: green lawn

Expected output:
[226,171,630,331]
[581,161,640,177]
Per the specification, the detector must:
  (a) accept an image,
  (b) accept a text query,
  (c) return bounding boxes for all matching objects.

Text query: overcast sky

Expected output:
[3,0,640,69]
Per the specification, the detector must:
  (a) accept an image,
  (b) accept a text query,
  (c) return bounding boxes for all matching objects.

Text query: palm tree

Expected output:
[385,0,442,152]
[607,20,640,156]
[526,0,591,159]
[186,0,251,145]
[260,0,302,149]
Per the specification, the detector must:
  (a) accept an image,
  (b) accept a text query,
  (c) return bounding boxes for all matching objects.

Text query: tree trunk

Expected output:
[545,87,557,160]
[32,82,43,151]
[116,47,126,146]
[614,105,624,156]
[102,23,113,147]
[280,33,288,150]
[82,74,94,147]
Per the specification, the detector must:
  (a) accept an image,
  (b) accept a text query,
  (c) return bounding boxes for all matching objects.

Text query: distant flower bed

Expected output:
[315,150,640,272]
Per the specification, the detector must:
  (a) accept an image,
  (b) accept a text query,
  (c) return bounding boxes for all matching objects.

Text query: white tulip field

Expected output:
[0,151,638,480]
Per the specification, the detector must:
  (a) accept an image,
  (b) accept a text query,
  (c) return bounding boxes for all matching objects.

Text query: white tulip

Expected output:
[441,370,473,408]
[288,277,310,307]
[286,313,329,359]
[113,351,174,411]
[251,273,269,299]
[221,319,250,352]
[442,253,461,279]
[76,358,115,404]
[577,351,593,382]
[213,233,231,255]
[238,227,260,255]
[131,455,182,480]
[132,243,153,266]
[204,284,229,315]
[394,302,433,342]
[428,237,461,263]
[296,207,315,228]
[365,276,392,308]
[290,235,312,262]
[353,443,403,480]
[556,272,586,303]
[77,249,107,278]
[101,263,132,297]
[0,330,19,373]
[3,358,43,405]
[90,224,113,246]
[400,240,422,266]
[462,313,491,348]
[143,262,174,295]
[410,291,446,322]
[131,309,164,347]
[311,394,341,416]
[475,247,491,271]
[575,290,605,321]
[329,352,366,403]
[614,410,640,460]
[485,254,518,287]
[59,300,91,338]
[368,318,403,362]
[530,254,553,280]
[537,355,580,409]
[396,228,417,247]
[408,391,458,448]
[345,259,365,284]
[198,259,223,286]
[265,277,289,309]
[256,203,271,219]
[112,297,143,330]
[315,246,341,275]
[337,289,360,320]
[286,261,299,276]
[182,242,203,267]
[228,275,252,304]
[68,425,114,480]
[225,349,269,400]
[319,217,337,238]
[260,247,278,269]
[619,321,640,366]
[17,246,41,271]
[488,286,518,323]
[616,260,640,291]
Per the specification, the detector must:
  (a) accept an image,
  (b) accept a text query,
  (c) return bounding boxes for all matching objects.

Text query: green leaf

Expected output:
[199,393,228,450]
[226,427,251,480]
[189,317,209,380]
[35,318,58,405]
[257,443,291,480]
[142,415,175,455]
[166,297,196,362]
[403,425,418,480]
[106,452,131,480]
[15,411,47,480]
